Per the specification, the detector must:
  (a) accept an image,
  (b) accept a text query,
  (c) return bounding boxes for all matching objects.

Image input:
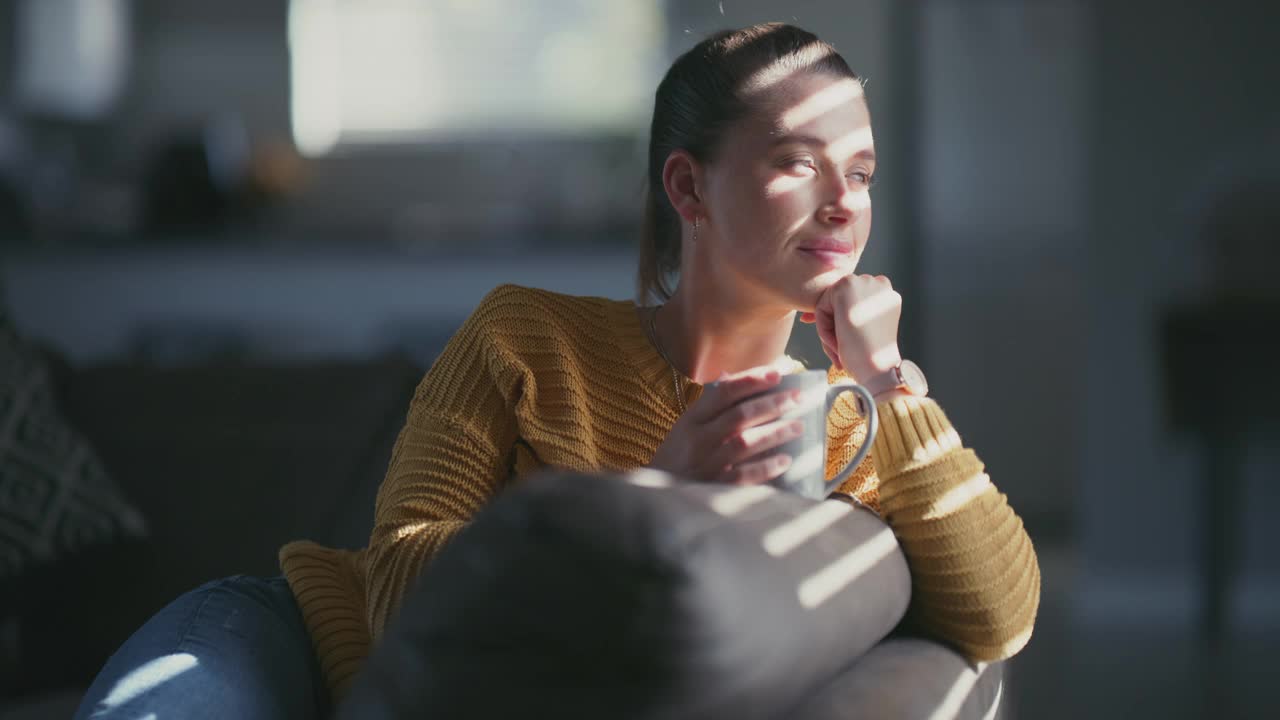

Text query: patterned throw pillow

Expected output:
[0,320,146,582]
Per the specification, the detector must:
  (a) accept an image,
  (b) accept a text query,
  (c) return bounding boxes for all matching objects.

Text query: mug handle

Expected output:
[822,380,878,497]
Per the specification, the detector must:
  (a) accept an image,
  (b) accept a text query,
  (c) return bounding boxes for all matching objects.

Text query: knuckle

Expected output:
[751,396,776,417]
[722,464,745,485]
[771,455,792,475]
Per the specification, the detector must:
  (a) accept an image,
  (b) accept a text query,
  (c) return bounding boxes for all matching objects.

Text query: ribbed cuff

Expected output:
[870,396,963,476]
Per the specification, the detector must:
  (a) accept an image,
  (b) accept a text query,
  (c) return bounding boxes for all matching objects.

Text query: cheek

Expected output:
[852,195,873,247]
[720,182,792,238]
[759,182,819,228]
[712,172,815,251]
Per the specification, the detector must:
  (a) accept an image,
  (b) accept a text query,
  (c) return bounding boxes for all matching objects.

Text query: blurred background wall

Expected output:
[1,1,1277,717]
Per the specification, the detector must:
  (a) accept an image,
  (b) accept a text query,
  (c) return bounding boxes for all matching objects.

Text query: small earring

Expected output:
[692,217,699,244]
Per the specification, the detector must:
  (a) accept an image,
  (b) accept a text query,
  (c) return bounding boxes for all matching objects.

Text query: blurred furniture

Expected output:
[1160,171,1280,646]
[0,351,424,719]
[1159,299,1280,645]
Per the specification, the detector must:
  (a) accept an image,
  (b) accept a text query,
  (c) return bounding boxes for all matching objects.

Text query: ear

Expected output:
[661,150,706,224]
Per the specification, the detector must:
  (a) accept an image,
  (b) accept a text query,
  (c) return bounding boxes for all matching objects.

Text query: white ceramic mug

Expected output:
[710,369,878,500]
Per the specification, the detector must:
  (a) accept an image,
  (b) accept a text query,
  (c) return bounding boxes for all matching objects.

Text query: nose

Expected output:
[820,176,863,226]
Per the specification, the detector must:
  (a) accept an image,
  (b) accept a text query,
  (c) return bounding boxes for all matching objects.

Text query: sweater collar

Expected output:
[607,299,703,417]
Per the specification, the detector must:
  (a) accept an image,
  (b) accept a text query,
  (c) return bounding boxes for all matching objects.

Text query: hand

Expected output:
[799,274,903,380]
[648,364,806,485]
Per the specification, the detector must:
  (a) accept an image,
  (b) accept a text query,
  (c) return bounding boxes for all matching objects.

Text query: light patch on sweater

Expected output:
[797,526,898,608]
[762,501,852,557]
[392,521,433,542]
[923,471,991,520]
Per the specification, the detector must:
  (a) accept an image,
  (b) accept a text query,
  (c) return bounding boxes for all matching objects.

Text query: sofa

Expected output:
[0,350,425,719]
[1,349,1004,719]
[343,469,1006,719]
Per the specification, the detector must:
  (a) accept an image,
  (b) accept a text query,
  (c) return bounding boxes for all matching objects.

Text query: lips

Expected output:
[797,238,855,267]
[798,237,855,254]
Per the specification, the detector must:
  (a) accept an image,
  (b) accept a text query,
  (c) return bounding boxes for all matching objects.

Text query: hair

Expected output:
[636,23,862,304]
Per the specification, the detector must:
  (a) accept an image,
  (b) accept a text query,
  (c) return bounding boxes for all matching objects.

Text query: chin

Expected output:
[761,261,854,311]
[787,277,837,312]
[810,266,852,289]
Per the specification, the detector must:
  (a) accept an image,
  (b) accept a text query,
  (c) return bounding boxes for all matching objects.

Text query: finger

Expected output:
[811,305,842,369]
[689,365,785,423]
[798,311,816,324]
[814,313,838,346]
[819,337,842,369]
[709,417,804,469]
[815,320,840,356]
[707,388,804,440]
[718,452,793,486]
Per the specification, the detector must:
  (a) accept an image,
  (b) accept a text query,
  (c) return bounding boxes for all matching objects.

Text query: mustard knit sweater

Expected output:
[279,284,1041,699]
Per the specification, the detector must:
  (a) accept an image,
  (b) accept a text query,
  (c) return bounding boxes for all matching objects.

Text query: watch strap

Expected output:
[860,365,906,397]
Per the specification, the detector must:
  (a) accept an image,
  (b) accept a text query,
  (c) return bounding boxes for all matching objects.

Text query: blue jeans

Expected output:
[73,575,329,720]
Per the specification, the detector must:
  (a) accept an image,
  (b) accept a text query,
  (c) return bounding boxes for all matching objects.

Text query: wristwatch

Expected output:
[861,360,929,399]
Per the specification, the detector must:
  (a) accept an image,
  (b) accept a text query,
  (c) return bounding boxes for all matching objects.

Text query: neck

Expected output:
[655,275,796,384]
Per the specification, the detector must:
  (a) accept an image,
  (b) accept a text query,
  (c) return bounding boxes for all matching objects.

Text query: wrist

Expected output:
[845,353,903,383]
[872,388,913,403]
[858,359,929,400]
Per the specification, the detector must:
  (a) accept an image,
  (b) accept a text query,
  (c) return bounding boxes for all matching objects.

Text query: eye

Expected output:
[847,170,876,188]
[781,155,817,173]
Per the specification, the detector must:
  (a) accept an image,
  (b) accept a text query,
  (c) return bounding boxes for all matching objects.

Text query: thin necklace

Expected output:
[646,304,686,414]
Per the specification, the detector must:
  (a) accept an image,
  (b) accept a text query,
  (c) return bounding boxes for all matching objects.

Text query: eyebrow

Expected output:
[770,132,876,161]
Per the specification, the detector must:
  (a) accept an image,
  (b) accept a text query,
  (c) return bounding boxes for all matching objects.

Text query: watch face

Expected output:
[900,360,929,396]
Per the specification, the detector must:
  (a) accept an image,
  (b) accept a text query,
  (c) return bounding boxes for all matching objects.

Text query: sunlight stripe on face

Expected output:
[762,500,852,557]
[708,484,777,517]
[797,526,898,608]
[829,125,875,165]
[780,77,865,131]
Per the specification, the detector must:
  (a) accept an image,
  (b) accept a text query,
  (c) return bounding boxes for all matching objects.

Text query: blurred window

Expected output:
[14,0,130,119]
[288,0,665,157]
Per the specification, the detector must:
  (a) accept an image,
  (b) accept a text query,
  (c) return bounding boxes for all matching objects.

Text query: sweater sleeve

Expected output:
[359,286,526,642]
[824,372,1040,662]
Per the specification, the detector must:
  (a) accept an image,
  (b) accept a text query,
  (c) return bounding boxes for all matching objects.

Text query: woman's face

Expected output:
[696,71,875,311]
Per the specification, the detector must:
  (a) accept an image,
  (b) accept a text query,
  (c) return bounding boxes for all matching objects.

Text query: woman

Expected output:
[75,23,1040,719]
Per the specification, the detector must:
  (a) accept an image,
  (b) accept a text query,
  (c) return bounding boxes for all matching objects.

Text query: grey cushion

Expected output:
[792,638,1004,720]
[342,469,913,720]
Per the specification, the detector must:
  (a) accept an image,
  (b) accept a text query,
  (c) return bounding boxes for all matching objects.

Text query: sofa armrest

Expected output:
[341,469,914,719]
[792,637,1004,720]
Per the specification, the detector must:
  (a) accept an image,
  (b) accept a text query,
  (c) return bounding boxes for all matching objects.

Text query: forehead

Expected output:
[735,73,874,158]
